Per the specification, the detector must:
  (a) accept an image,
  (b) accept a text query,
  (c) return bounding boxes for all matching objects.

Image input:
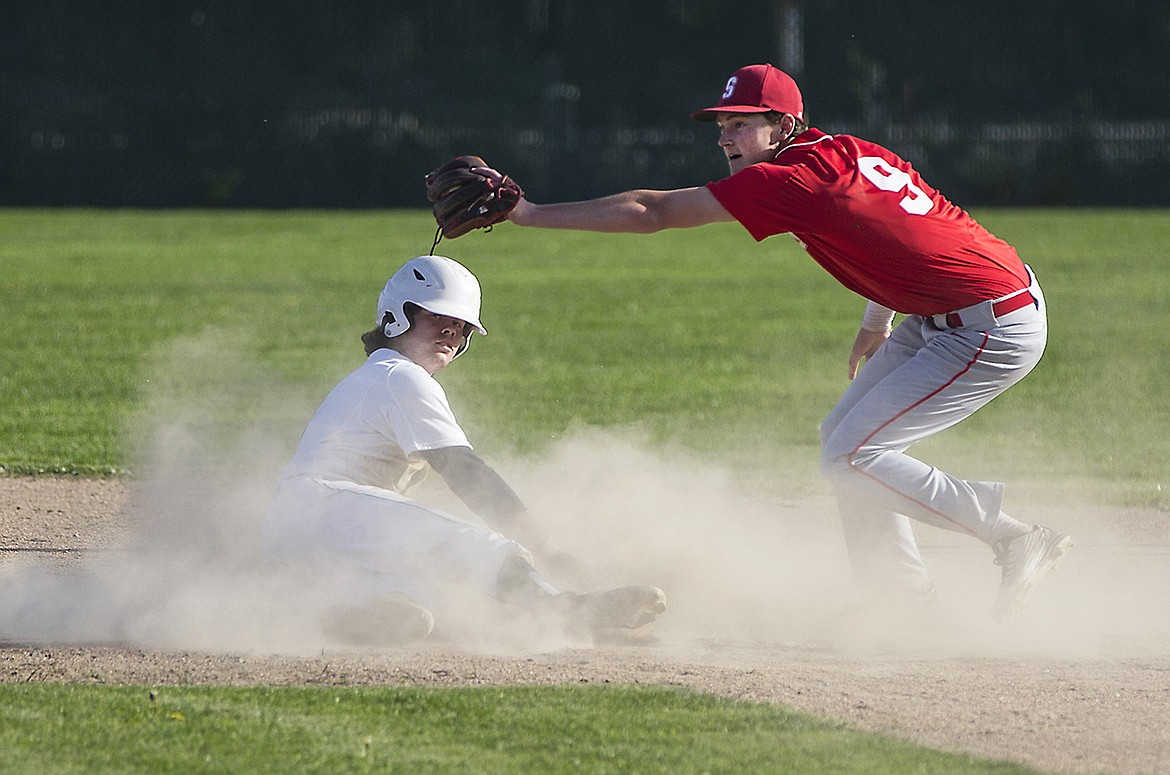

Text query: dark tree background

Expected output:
[3,0,1169,207]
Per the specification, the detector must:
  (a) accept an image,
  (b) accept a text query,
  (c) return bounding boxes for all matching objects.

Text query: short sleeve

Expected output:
[375,362,472,455]
[707,165,813,242]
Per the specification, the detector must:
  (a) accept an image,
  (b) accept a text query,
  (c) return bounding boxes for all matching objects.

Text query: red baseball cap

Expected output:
[691,64,804,122]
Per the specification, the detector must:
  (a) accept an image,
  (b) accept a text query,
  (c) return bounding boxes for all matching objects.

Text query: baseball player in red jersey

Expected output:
[507,63,1072,620]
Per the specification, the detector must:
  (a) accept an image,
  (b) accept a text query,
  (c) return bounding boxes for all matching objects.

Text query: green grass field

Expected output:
[2,207,1167,773]
[0,684,1042,775]
[2,208,1167,503]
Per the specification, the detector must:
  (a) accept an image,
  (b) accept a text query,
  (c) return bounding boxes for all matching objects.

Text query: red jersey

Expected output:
[706,128,1029,315]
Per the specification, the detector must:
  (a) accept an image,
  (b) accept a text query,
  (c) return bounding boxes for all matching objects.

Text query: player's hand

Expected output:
[505,511,591,584]
[848,327,889,380]
[542,548,593,588]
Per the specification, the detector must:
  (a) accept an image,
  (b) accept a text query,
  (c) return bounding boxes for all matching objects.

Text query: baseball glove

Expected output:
[424,155,524,240]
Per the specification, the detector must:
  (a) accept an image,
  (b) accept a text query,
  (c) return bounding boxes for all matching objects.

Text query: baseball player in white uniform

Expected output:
[263,255,666,645]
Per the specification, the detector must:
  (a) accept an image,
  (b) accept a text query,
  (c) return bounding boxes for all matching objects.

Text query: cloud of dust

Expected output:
[3,331,1168,660]
[0,331,334,653]
[497,428,857,643]
[492,431,1170,660]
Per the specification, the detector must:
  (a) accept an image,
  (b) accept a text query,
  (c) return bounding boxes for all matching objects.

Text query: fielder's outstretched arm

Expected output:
[508,186,734,234]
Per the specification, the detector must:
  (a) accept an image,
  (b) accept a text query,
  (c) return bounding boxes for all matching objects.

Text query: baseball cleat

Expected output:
[992,525,1072,621]
[321,594,435,646]
[557,585,667,631]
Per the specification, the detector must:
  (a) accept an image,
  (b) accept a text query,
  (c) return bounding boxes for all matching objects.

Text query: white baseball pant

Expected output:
[263,477,530,610]
[819,268,1047,599]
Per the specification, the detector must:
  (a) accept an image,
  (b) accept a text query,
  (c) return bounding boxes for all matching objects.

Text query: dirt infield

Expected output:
[3,474,1170,775]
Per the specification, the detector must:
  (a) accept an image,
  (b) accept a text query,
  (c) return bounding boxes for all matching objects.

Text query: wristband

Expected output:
[860,301,895,333]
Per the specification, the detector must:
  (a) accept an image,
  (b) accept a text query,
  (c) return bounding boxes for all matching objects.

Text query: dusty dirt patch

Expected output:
[3,475,1170,775]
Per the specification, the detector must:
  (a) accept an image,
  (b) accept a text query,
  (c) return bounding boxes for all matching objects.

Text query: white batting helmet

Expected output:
[376,255,486,357]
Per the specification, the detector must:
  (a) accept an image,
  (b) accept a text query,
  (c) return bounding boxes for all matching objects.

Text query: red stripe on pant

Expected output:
[844,331,990,538]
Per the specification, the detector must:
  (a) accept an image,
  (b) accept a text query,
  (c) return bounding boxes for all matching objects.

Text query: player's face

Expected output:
[715,113,786,173]
[392,310,469,374]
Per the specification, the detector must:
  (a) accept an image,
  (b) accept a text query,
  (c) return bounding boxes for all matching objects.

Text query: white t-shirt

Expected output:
[280,348,471,492]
